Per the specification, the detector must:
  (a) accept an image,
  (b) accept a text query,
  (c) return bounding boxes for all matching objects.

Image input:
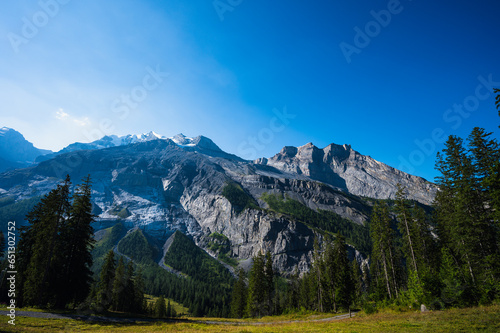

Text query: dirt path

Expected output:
[0,309,356,325]
[198,312,356,325]
[0,310,157,323]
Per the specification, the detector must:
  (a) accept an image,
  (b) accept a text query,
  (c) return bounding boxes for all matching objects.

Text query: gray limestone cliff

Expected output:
[256,142,436,205]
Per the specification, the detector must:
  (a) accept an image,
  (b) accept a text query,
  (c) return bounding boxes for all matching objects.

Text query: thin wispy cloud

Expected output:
[55,109,69,120]
[55,109,90,127]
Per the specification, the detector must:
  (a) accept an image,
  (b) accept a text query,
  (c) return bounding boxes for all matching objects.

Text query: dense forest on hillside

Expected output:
[261,192,372,254]
[89,224,233,317]
[0,196,42,228]
[163,231,234,287]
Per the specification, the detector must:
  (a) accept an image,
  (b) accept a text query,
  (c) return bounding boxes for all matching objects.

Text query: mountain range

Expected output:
[0,128,437,274]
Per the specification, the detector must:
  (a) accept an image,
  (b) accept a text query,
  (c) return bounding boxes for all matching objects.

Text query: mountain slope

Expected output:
[0,127,51,172]
[163,230,234,286]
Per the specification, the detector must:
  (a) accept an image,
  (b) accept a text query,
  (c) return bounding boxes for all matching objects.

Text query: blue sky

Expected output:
[1,0,499,181]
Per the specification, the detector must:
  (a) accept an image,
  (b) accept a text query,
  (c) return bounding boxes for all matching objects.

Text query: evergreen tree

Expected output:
[435,136,476,285]
[154,296,167,318]
[134,267,146,314]
[246,252,266,317]
[16,175,95,308]
[435,134,500,303]
[395,184,419,276]
[298,271,313,310]
[395,184,441,302]
[54,175,95,307]
[230,268,247,318]
[264,251,275,315]
[439,247,471,307]
[324,238,337,312]
[96,250,116,312]
[332,233,353,312]
[369,202,400,300]
[21,176,72,306]
[467,129,500,252]
[311,236,325,312]
[112,256,127,311]
[434,128,500,304]
[351,259,363,306]
[286,268,300,311]
[166,299,172,318]
[411,205,439,274]
[122,261,136,312]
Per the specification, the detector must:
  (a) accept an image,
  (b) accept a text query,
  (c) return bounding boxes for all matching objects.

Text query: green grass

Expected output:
[2,304,499,332]
[143,295,189,316]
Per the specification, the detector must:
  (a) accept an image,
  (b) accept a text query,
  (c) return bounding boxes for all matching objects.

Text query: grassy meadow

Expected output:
[1,304,499,332]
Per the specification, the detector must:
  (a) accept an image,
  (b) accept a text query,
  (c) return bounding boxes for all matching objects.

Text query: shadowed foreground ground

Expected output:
[1,305,499,332]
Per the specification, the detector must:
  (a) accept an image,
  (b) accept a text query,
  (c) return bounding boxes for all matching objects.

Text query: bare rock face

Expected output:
[181,188,316,274]
[257,142,437,206]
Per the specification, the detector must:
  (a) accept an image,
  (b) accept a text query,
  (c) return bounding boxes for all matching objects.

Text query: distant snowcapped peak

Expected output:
[170,133,196,146]
[0,127,17,136]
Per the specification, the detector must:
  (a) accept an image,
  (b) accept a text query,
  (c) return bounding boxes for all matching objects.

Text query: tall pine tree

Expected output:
[112,256,127,311]
[17,175,95,308]
[264,251,275,315]
[20,176,72,306]
[332,233,353,312]
[96,250,116,312]
[435,131,500,304]
[369,202,400,300]
[55,175,95,307]
[230,268,247,318]
[246,252,266,317]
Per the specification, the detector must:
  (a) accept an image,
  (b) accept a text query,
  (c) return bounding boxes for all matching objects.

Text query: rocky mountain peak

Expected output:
[191,136,223,152]
[171,134,222,153]
[171,133,191,145]
[260,141,436,205]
